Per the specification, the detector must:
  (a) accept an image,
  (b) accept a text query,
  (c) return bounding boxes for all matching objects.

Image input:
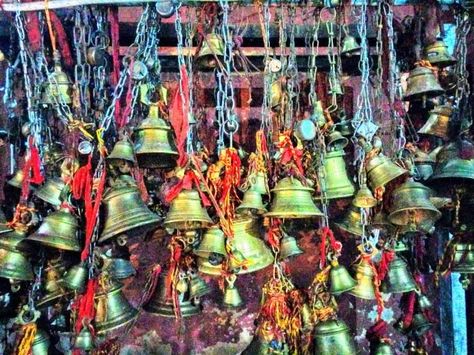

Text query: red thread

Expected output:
[49,12,73,68]
[73,278,98,334]
[319,227,342,269]
[366,319,389,343]
[377,250,395,282]
[164,170,210,206]
[402,291,416,329]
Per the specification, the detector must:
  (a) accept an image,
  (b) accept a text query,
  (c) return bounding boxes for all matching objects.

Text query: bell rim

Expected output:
[387,208,441,226]
[144,301,200,318]
[95,308,139,335]
[26,234,82,252]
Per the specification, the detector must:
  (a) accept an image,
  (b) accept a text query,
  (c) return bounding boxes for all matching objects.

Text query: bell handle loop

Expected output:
[116,235,128,247]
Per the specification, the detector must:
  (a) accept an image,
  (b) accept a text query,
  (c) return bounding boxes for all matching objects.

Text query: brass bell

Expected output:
[74,324,94,351]
[133,103,179,169]
[452,242,474,273]
[44,60,72,105]
[266,177,323,219]
[417,292,432,310]
[189,272,211,300]
[381,255,417,294]
[31,329,50,355]
[195,33,225,70]
[194,226,226,267]
[34,178,65,208]
[431,141,474,182]
[0,246,33,282]
[349,260,376,300]
[313,318,357,355]
[279,232,303,260]
[248,171,270,196]
[410,312,432,336]
[388,179,441,231]
[366,154,407,191]
[341,35,361,56]
[319,149,355,200]
[311,100,327,128]
[107,139,136,166]
[99,185,160,243]
[63,262,88,292]
[403,65,444,101]
[334,204,364,237]
[37,260,69,308]
[328,72,344,96]
[353,184,377,208]
[329,259,357,296]
[236,188,267,216]
[164,189,213,231]
[7,169,26,189]
[105,258,136,280]
[418,105,452,140]
[373,341,394,355]
[326,130,349,151]
[414,151,436,181]
[223,275,243,308]
[94,279,138,334]
[423,40,456,68]
[144,271,200,317]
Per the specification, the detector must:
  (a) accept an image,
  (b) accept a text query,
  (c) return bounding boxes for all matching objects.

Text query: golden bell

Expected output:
[266,177,323,219]
[349,260,376,300]
[381,255,417,294]
[423,40,456,68]
[341,35,361,56]
[388,179,441,230]
[105,258,136,280]
[195,33,225,70]
[366,154,407,191]
[27,209,81,252]
[374,342,394,355]
[334,204,364,237]
[189,273,211,300]
[144,271,200,317]
[44,63,72,105]
[452,243,474,273]
[403,65,444,101]
[194,226,226,265]
[248,171,270,196]
[34,178,65,208]
[418,105,452,140]
[36,260,69,308]
[279,233,303,260]
[7,169,26,189]
[236,188,267,216]
[223,276,243,308]
[133,104,178,169]
[63,262,88,292]
[353,184,377,208]
[99,185,160,243]
[0,246,33,281]
[94,279,138,334]
[431,142,474,182]
[410,312,432,336]
[164,189,213,231]
[329,260,357,296]
[326,130,349,151]
[313,318,357,355]
[31,329,50,355]
[74,325,94,351]
[320,149,355,200]
[107,139,136,166]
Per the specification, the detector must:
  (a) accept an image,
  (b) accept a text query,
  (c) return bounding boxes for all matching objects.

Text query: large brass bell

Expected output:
[31,329,50,355]
[326,130,349,151]
[329,259,357,296]
[381,255,417,294]
[27,209,81,251]
[430,141,474,182]
[74,324,94,351]
[388,179,441,231]
[236,188,267,215]
[195,33,225,70]
[223,275,243,308]
[313,318,357,355]
[266,177,323,219]
[452,242,474,273]
[63,262,88,292]
[94,279,138,334]
[133,104,178,169]
[410,312,432,336]
[373,342,394,355]
[44,59,72,105]
[144,271,200,317]
[320,149,355,200]
[99,185,160,242]
[353,184,377,208]
[341,35,361,56]
[107,139,136,166]
[164,189,213,231]
[418,105,452,140]
[34,178,65,208]
[279,232,303,260]
[366,154,407,191]
[194,226,226,267]
[423,40,456,68]
[349,260,376,300]
[334,204,364,237]
[403,65,444,101]
[189,272,211,300]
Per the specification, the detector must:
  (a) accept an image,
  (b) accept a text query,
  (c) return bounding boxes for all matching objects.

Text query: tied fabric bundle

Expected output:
[319,227,342,269]
[165,169,211,207]
[277,131,304,178]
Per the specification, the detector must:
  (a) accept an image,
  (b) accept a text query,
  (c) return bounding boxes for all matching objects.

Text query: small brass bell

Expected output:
[326,130,349,151]
[414,151,436,181]
[133,103,179,169]
[31,329,50,355]
[328,73,344,96]
[236,188,267,216]
[417,292,432,310]
[423,40,456,68]
[44,58,72,105]
[431,141,474,182]
[349,260,376,300]
[194,225,226,268]
[63,262,88,292]
[164,189,213,231]
[94,279,138,334]
[107,139,136,166]
[36,261,69,309]
[418,105,452,140]
[334,204,364,237]
[189,272,211,300]
[266,177,323,219]
[341,35,361,56]
[34,178,65,208]
[404,65,444,101]
[353,184,377,208]
[27,209,81,252]
[223,275,244,308]
[99,185,160,243]
[366,154,407,191]
[195,33,225,70]
[452,243,474,273]
[410,312,433,336]
[329,259,357,296]
[105,258,136,280]
[74,324,94,351]
[279,232,303,260]
[381,255,417,294]
[313,318,357,355]
[311,100,327,128]
[319,149,355,200]
[247,171,270,196]
[7,169,26,189]
[373,341,394,355]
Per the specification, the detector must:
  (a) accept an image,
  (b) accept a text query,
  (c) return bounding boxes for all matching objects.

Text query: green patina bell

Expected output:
[329,259,357,296]
[381,255,417,294]
[222,276,243,308]
[279,232,303,260]
[62,262,88,293]
[319,149,355,200]
[334,204,364,237]
[189,272,211,300]
[373,341,394,355]
[0,229,33,282]
[74,324,94,351]
[313,318,357,355]
[452,242,474,274]
[31,329,50,355]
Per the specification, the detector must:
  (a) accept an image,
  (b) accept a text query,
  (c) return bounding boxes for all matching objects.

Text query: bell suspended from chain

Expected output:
[31,329,50,355]
[74,324,94,351]
[247,171,270,196]
[265,177,323,219]
[133,103,178,169]
[349,259,376,300]
[279,232,303,260]
[403,65,444,101]
[328,72,344,96]
[144,271,200,317]
[62,262,88,293]
[320,149,355,200]
[381,255,417,294]
[236,188,267,216]
[423,40,456,68]
[36,257,69,308]
[353,183,377,209]
[388,179,441,231]
[452,242,474,274]
[366,153,407,192]
[7,169,27,189]
[195,32,225,70]
[164,189,213,231]
[107,139,136,166]
[194,225,226,268]
[94,278,138,334]
[418,105,452,140]
[188,272,211,300]
[326,130,349,151]
[99,185,160,243]
[329,259,357,296]
[27,208,81,252]
[410,312,433,337]
[0,228,33,282]
[334,204,364,237]
[222,275,244,308]
[43,54,72,105]
[430,141,474,182]
[313,318,357,355]
[34,177,65,208]
[341,34,361,56]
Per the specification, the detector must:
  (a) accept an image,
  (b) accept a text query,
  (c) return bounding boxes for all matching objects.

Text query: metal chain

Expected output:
[259,2,272,134]
[326,16,338,111]
[285,4,299,129]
